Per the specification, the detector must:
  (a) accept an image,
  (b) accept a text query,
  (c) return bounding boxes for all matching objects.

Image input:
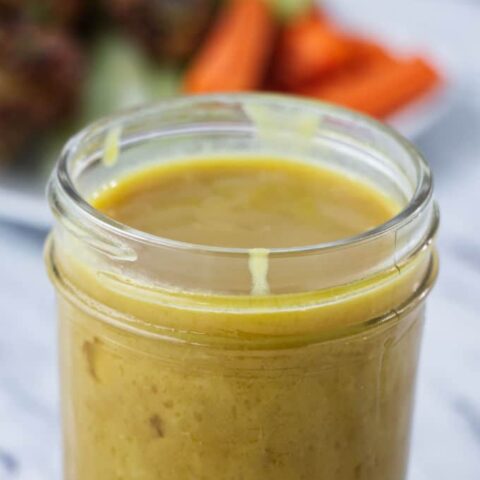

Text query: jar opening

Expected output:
[50,94,433,256]
[48,94,438,297]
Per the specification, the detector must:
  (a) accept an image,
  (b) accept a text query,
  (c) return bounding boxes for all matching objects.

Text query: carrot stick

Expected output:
[183,0,276,93]
[297,56,440,118]
[346,38,396,67]
[272,10,353,89]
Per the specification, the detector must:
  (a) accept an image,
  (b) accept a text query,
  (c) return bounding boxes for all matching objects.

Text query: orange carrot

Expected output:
[346,38,396,67]
[297,56,440,118]
[272,10,353,89]
[183,0,275,93]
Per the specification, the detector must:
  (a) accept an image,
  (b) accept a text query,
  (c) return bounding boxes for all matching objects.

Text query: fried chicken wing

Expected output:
[0,0,83,28]
[0,24,84,156]
[103,0,217,60]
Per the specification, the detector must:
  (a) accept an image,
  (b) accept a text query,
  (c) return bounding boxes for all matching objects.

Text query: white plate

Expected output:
[0,183,52,230]
[0,0,472,230]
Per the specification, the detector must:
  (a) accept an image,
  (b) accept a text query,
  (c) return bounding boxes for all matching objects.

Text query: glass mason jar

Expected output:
[45,95,438,480]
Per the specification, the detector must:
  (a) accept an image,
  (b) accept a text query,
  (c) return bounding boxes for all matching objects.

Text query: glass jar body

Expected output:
[55,293,426,480]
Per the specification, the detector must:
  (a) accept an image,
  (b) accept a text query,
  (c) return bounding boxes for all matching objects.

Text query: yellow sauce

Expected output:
[248,248,270,295]
[92,156,398,248]
[49,155,435,480]
[102,126,122,167]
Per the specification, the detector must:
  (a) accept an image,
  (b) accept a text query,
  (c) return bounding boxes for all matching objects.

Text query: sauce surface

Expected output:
[92,157,399,248]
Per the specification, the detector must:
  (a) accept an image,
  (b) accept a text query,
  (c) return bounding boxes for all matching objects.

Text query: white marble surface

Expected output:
[1,0,480,479]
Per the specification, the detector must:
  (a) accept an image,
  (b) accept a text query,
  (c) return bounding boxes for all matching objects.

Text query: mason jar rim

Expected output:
[50,93,433,258]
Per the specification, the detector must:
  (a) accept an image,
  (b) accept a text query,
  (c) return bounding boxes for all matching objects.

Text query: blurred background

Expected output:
[0,0,479,479]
